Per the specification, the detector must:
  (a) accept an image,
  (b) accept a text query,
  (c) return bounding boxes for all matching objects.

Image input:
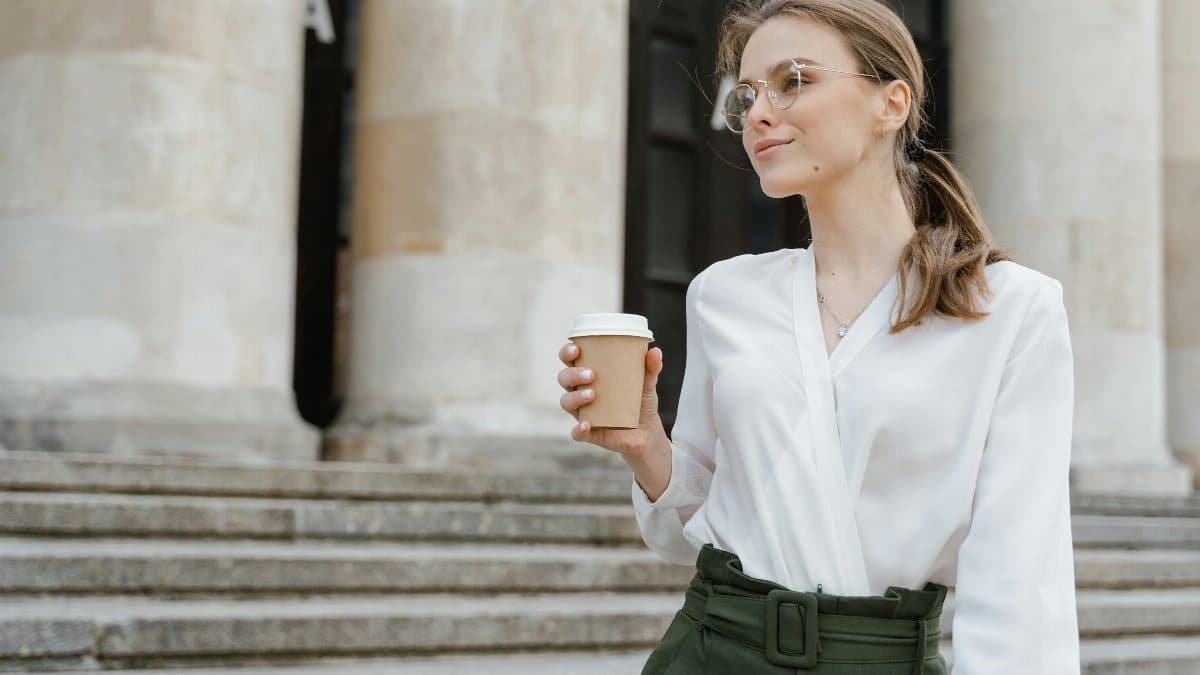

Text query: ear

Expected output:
[877,78,912,134]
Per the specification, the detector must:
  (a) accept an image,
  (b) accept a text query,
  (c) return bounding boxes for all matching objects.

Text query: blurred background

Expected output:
[0,0,1197,672]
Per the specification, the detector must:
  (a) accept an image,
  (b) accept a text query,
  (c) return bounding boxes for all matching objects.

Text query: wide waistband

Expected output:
[684,543,948,672]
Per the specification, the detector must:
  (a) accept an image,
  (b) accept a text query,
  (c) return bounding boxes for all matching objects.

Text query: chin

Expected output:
[757,168,812,199]
[759,183,791,199]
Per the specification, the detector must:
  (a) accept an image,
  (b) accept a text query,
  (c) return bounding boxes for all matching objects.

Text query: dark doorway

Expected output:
[890,0,950,150]
[294,0,360,429]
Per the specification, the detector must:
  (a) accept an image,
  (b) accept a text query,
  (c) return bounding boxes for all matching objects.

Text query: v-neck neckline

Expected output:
[784,245,882,593]
[795,245,901,377]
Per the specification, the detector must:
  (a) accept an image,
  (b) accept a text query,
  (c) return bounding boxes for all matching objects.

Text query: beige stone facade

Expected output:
[0,0,317,459]
[325,0,630,469]
[0,0,1195,494]
[951,0,1192,494]
[1164,0,1200,486]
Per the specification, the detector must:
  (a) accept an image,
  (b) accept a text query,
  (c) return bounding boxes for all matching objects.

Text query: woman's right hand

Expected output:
[557,340,669,461]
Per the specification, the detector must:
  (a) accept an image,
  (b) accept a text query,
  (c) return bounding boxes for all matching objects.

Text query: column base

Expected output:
[0,380,319,461]
[1175,448,1200,491]
[324,419,628,473]
[1070,462,1195,497]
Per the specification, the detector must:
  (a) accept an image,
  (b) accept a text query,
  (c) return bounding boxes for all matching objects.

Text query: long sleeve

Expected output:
[630,266,718,566]
[950,278,1081,673]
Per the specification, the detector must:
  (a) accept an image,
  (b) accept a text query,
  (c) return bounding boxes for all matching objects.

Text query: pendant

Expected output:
[837,323,848,338]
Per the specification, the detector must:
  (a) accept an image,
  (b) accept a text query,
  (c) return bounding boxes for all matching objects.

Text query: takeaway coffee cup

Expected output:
[568,313,655,429]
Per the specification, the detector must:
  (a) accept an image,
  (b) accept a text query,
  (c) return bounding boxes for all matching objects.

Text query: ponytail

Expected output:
[892,142,1010,332]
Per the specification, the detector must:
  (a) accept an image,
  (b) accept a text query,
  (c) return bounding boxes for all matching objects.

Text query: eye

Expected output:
[780,75,808,93]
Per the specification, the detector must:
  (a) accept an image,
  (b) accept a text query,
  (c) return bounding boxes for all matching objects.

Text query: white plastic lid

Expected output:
[569,312,654,340]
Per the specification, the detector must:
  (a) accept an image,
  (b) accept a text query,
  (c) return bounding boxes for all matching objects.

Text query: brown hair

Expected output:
[717,0,1010,332]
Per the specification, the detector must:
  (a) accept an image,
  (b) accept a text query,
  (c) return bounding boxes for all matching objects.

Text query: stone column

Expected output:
[326,0,629,470]
[0,1,318,459]
[950,0,1191,494]
[1164,0,1200,487]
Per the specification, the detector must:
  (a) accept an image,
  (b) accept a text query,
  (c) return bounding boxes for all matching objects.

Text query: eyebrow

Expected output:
[737,57,827,86]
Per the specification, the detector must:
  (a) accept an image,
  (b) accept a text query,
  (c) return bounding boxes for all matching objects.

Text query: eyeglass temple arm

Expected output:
[745,65,872,88]
[794,62,877,79]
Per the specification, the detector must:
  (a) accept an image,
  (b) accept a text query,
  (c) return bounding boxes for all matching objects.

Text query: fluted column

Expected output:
[1164,0,1200,487]
[950,0,1191,494]
[327,0,629,469]
[0,1,318,459]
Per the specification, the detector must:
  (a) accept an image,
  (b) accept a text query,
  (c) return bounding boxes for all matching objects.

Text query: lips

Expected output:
[754,138,793,158]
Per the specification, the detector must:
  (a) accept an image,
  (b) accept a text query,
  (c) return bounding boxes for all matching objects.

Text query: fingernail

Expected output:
[581,388,593,398]
[567,345,577,355]
[579,369,592,380]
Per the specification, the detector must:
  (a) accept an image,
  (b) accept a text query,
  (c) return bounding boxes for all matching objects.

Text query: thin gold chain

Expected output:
[816,286,868,338]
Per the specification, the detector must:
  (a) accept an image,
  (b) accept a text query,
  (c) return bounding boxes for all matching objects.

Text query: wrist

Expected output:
[625,432,671,478]
[627,427,670,465]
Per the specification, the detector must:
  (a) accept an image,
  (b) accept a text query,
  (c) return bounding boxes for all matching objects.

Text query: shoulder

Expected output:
[979,260,1071,358]
[690,248,793,295]
[981,259,1065,319]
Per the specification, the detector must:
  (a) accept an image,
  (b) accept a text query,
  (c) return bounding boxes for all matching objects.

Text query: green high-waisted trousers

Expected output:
[641,543,950,674]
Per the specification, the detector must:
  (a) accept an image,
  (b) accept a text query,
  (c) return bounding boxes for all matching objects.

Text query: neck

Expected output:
[803,166,916,286]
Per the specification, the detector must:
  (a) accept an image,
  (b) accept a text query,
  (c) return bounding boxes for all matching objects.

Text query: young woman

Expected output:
[557,1,1080,672]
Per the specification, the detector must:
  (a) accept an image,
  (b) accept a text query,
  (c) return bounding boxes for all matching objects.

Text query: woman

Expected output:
[557,0,1080,672]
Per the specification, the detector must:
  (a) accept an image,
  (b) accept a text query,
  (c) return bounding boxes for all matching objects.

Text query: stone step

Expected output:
[1078,635,1200,673]
[3,590,1198,670]
[13,635,1200,674]
[1071,493,1200,519]
[939,587,1200,639]
[0,592,683,664]
[0,451,631,503]
[3,491,1199,549]
[1073,549,1200,588]
[4,452,1199,519]
[938,635,1200,675]
[0,538,693,595]
[1076,588,1200,636]
[1072,514,1200,549]
[2,538,1195,595]
[0,492,640,543]
[82,650,656,674]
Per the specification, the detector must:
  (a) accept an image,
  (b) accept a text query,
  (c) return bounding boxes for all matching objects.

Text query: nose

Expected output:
[745,88,777,130]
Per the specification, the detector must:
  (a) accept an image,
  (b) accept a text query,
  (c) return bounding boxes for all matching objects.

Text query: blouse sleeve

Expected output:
[950,278,1081,674]
[630,266,718,566]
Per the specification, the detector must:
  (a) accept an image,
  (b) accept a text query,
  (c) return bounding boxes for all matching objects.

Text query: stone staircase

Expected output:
[0,451,1198,673]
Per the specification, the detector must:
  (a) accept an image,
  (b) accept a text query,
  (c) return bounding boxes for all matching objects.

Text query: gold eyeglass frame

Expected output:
[724,58,880,133]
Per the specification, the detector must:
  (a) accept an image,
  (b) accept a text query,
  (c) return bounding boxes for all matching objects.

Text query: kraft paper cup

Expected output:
[568,313,654,430]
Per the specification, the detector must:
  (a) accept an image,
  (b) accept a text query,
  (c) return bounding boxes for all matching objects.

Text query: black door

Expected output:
[294,0,359,429]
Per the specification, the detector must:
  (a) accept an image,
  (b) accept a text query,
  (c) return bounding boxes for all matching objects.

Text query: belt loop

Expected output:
[911,615,927,675]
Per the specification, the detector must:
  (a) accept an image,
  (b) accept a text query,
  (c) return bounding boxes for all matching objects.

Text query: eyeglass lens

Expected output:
[723,60,801,133]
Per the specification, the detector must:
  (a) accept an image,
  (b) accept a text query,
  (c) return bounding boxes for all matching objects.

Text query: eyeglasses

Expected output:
[722,58,879,133]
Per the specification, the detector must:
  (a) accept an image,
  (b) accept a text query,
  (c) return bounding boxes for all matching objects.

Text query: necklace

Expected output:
[817,286,867,338]
[811,243,870,339]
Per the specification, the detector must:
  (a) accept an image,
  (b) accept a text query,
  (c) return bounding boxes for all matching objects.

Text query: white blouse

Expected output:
[631,244,1080,674]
